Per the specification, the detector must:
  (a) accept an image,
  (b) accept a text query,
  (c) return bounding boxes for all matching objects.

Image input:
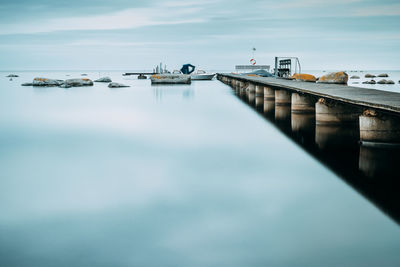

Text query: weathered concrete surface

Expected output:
[291,93,316,113]
[316,98,362,125]
[264,86,275,100]
[360,110,400,143]
[218,74,400,114]
[275,89,291,106]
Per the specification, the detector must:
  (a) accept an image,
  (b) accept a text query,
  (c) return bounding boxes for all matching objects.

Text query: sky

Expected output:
[0,0,399,71]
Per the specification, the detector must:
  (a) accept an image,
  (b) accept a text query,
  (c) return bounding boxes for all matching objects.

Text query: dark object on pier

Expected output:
[180,64,195,74]
[242,69,274,77]
[138,74,147,79]
[274,57,301,79]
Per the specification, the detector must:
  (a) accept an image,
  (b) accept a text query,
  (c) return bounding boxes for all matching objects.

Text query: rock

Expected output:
[377,73,389,77]
[350,75,360,79]
[138,74,147,80]
[94,77,112,83]
[21,82,33,86]
[81,74,88,76]
[32,77,64,86]
[365,74,376,78]
[386,80,395,84]
[64,78,93,87]
[6,74,19,77]
[317,71,348,84]
[59,83,72,88]
[108,82,130,88]
[377,79,387,84]
[291,73,317,82]
[362,79,376,85]
[352,82,359,84]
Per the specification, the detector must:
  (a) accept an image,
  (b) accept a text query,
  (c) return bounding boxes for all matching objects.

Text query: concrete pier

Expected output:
[218,73,400,143]
[275,89,291,106]
[316,98,361,125]
[292,93,316,114]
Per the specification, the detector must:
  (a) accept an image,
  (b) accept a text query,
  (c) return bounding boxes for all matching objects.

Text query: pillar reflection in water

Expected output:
[248,92,255,105]
[315,125,359,150]
[255,96,263,110]
[292,113,316,145]
[264,100,275,119]
[359,144,400,179]
[275,105,291,132]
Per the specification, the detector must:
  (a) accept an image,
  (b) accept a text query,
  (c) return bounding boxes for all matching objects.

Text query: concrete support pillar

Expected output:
[316,98,361,125]
[275,89,291,106]
[255,85,263,97]
[248,92,255,104]
[255,96,263,109]
[264,86,275,100]
[248,83,255,93]
[359,109,400,144]
[291,93,316,114]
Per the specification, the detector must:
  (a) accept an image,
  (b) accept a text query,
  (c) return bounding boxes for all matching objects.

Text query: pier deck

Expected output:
[219,73,400,114]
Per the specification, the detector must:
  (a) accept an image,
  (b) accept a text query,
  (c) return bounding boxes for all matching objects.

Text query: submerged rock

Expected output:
[6,74,19,77]
[350,75,360,79]
[94,77,112,83]
[32,77,63,86]
[59,83,72,88]
[377,73,389,77]
[21,82,33,86]
[317,71,348,84]
[64,78,93,87]
[291,73,317,82]
[108,82,130,88]
[365,74,376,78]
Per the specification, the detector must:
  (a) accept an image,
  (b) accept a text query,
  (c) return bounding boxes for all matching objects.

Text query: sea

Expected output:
[0,70,399,267]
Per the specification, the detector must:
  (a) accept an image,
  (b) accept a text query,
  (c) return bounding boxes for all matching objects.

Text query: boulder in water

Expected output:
[64,78,93,87]
[138,74,147,79]
[108,82,130,88]
[377,79,387,84]
[362,80,376,84]
[386,80,395,84]
[350,75,360,79]
[291,73,317,82]
[7,74,19,77]
[32,77,63,86]
[377,73,389,77]
[59,83,72,88]
[95,77,112,83]
[365,74,376,78]
[317,71,348,84]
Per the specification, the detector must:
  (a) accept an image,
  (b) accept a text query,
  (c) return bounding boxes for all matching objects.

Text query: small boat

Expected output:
[150,74,191,84]
[191,70,215,80]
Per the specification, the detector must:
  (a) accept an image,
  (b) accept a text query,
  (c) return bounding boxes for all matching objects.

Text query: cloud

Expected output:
[0,6,206,34]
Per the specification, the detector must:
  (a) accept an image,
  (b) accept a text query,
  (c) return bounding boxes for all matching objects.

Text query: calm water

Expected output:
[0,71,399,266]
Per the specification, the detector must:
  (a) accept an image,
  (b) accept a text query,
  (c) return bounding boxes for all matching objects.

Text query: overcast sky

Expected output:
[0,0,399,70]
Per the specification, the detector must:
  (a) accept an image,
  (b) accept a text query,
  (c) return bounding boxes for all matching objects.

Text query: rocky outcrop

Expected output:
[32,77,64,86]
[377,79,395,85]
[350,75,360,79]
[362,80,376,84]
[6,74,19,77]
[59,84,72,88]
[291,73,317,82]
[64,78,93,87]
[365,74,376,78]
[108,82,130,88]
[317,71,348,84]
[377,73,389,77]
[94,77,112,83]
[377,79,387,84]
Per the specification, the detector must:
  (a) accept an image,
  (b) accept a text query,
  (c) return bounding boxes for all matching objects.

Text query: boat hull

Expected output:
[191,74,215,80]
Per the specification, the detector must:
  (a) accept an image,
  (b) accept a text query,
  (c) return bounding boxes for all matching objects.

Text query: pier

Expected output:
[218,73,400,145]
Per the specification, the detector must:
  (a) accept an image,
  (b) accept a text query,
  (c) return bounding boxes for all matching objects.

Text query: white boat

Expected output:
[191,70,215,80]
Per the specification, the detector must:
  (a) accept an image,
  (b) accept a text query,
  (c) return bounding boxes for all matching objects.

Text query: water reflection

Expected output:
[236,88,400,224]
